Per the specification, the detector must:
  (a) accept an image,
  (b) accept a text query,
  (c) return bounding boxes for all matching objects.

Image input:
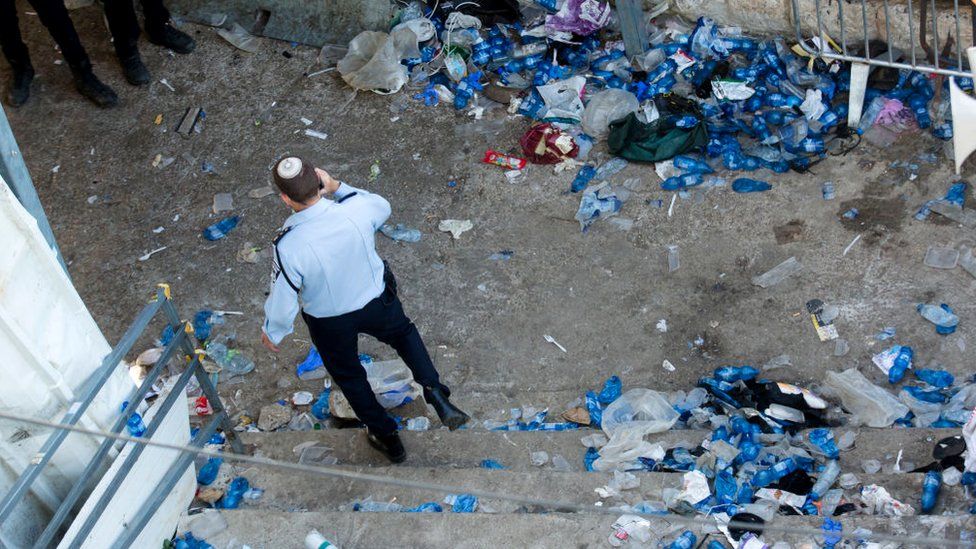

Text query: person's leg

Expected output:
[360,293,446,392]
[361,291,469,430]
[24,0,117,107]
[0,0,34,106]
[102,0,141,60]
[141,0,195,54]
[302,312,398,436]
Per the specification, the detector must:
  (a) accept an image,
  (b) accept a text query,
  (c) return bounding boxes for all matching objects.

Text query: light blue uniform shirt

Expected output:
[263,182,391,344]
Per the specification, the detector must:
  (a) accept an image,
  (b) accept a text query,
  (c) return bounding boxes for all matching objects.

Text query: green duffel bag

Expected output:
[607,111,708,163]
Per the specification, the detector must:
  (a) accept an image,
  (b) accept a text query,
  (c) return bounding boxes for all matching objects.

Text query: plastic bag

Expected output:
[607,112,709,163]
[329,359,422,419]
[338,28,420,94]
[823,369,909,428]
[964,408,976,472]
[601,388,679,436]
[592,427,665,471]
[537,75,586,123]
[582,89,640,140]
[545,0,612,36]
[519,123,579,164]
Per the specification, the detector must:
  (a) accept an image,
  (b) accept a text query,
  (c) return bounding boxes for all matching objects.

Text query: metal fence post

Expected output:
[0,105,67,273]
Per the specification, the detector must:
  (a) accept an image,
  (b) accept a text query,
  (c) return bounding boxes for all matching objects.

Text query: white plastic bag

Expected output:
[537,75,586,123]
[592,426,665,472]
[330,359,422,418]
[601,388,679,437]
[964,407,976,472]
[338,28,420,94]
[824,369,909,428]
[582,88,639,139]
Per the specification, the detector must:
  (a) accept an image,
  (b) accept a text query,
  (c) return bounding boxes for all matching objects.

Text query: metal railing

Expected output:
[791,0,976,78]
[0,284,242,548]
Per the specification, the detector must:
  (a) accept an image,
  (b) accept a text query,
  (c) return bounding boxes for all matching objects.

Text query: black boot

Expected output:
[70,60,118,108]
[6,61,34,107]
[424,386,470,431]
[148,24,196,54]
[119,53,150,86]
[366,430,406,464]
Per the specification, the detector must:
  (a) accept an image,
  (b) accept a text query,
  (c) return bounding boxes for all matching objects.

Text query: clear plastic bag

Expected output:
[338,28,420,94]
[592,426,665,471]
[537,75,586,122]
[329,359,422,418]
[582,88,640,140]
[601,388,679,436]
[823,368,909,427]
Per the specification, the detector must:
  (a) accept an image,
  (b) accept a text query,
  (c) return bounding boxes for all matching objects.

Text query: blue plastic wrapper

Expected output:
[597,376,622,405]
[449,494,478,513]
[217,477,250,509]
[403,502,443,513]
[821,518,842,548]
[311,388,331,420]
[197,457,222,486]
[174,533,215,549]
[585,390,602,427]
[296,347,324,377]
[193,310,213,342]
[584,447,599,471]
[480,459,505,470]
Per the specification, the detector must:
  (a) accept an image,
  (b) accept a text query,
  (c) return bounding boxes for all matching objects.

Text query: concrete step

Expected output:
[207,510,976,549]
[241,428,960,474]
[234,461,972,516]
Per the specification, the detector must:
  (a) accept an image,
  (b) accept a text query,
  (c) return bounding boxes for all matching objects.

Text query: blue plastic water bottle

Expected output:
[887,345,914,384]
[732,178,772,193]
[218,477,250,509]
[662,173,704,191]
[203,216,240,241]
[714,365,759,383]
[908,94,931,128]
[921,470,942,513]
[673,155,714,174]
[903,386,946,404]
[571,165,597,193]
[127,413,146,437]
[666,531,697,549]
[808,428,839,459]
[197,457,223,485]
[752,457,797,487]
[914,369,954,388]
[809,460,840,500]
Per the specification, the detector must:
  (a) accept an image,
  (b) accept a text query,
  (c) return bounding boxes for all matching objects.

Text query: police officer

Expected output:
[261,156,469,463]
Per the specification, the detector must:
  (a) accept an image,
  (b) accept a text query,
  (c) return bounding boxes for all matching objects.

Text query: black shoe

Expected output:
[424,386,470,431]
[366,430,406,464]
[148,24,196,54]
[120,54,150,86]
[6,63,34,107]
[70,60,118,108]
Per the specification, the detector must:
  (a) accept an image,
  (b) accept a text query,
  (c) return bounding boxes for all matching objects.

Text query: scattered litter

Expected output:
[292,391,314,406]
[212,193,233,213]
[655,319,668,333]
[304,129,329,140]
[176,107,202,138]
[138,246,167,261]
[662,359,675,372]
[406,417,430,431]
[924,245,959,269]
[248,186,276,199]
[218,23,260,53]
[437,219,473,239]
[543,334,567,353]
[751,257,803,288]
[530,451,549,466]
[159,78,175,92]
[842,234,862,256]
[380,223,421,243]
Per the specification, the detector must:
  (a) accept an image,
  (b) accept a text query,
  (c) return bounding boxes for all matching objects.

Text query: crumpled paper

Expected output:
[438,219,473,239]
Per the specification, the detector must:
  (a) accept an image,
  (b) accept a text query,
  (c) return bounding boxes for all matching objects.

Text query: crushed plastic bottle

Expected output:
[751,457,797,487]
[714,366,759,383]
[218,477,250,509]
[305,529,339,549]
[916,303,959,335]
[203,216,240,241]
[380,223,421,243]
[571,165,597,193]
[808,428,839,459]
[406,416,430,431]
[809,460,840,501]
[665,531,697,549]
[732,178,772,193]
[205,341,255,377]
[197,457,222,485]
[921,470,942,513]
[914,369,954,388]
[594,157,629,181]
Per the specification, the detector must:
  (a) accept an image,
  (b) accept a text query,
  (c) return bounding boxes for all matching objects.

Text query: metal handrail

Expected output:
[791,0,975,78]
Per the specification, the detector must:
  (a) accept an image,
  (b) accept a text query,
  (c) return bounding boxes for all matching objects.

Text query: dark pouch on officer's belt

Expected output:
[382,260,398,299]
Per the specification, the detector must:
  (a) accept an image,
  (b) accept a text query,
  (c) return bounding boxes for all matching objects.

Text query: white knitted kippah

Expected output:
[277,157,302,179]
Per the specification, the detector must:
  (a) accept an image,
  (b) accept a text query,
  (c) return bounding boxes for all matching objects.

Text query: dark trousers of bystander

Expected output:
[302,287,449,436]
[102,0,170,58]
[0,0,89,69]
